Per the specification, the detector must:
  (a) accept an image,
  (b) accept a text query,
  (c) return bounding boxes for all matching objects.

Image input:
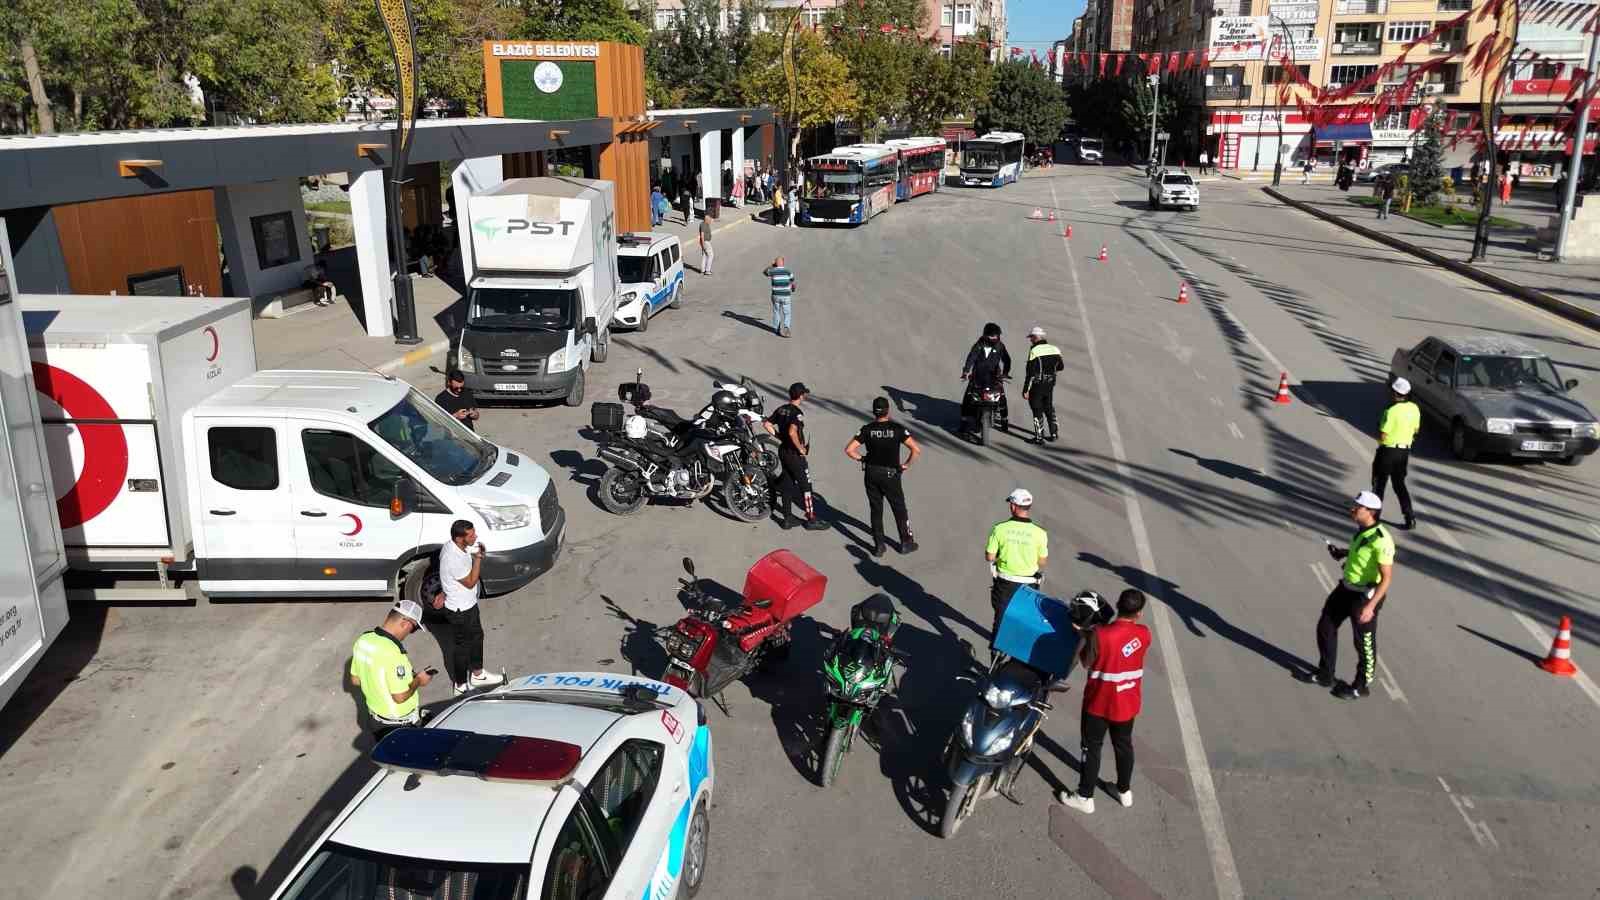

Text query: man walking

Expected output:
[1022,326,1063,444]
[436,519,506,696]
[435,369,480,432]
[845,396,921,556]
[698,215,714,277]
[985,488,1048,639]
[1301,157,1314,185]
[349,599,433,740]
[1059,589,1151,814]
[1298,491,1396,700]
[1377,174,1396,219]
[1372,377,1420,529]
[763,256,796,337]
[767,382,828,531]
[786,183,799,228]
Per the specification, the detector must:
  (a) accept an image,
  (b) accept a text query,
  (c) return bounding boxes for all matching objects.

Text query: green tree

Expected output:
[512,0,648,44]
[326,0,511,117]
[904,38,993,133]
[188,0,341,124]
[646,0,762,108]
[1119,76,1188,160]
[739,23,857,165]
[1409,102,1447,205]
[978,59,1068,146]
[825,0,925,139]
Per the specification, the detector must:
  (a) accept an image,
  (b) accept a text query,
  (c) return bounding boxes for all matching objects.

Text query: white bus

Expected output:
[959,131,1025,188]
[801,144,899,225]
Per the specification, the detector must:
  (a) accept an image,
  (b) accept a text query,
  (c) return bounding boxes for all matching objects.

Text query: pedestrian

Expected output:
[763,255,796,337]
[1022,326,1063,444]
[844,396,922,557]
[435,519,506,696]
[1372,376,1420,530]
[771,180,785,226]
[985,488,1049,640]
[1198,150,1210,175]
[304,258,336,307]
[786,184,799,228]
[1301,157,1314,185]
[349,599,433,740]
[698,215,714,277]
[650,185,666,227]
[1298,491,1396,700]
[1500,170,1513,205]
[1058,589,1151,814]
[661,167,674,204]
[1378,174,1396,220]
[767,382,828,531]
[680,182,695,225]
[435,369,480,432]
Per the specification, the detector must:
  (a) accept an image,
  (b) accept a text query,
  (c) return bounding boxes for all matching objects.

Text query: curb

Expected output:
[1263,186,1600,333]
[375,338,451,375]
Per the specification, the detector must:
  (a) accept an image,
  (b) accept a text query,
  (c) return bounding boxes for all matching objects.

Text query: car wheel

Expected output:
[637,303,649,332]
[564,366,585,408]
[1558,453,1584,467]
[1450,420,1478,462]
[680,801,710,897]
[591,327,609,363]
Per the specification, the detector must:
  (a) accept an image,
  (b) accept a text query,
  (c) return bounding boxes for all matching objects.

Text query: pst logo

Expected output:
[474,217,505,241]
[1121,637,1142,658]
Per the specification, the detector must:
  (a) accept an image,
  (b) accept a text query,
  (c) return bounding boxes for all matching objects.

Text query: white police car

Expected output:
[270,672,714,900]
[615,233,684,333]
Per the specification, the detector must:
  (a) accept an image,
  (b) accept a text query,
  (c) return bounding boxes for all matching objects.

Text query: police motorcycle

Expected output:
[939,590,1114,839]
[589,373,771,521]
[818,594,907,787]
[626,369,782,481]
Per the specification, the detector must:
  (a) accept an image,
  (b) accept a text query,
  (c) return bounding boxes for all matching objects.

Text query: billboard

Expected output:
[1210,16,1271,61]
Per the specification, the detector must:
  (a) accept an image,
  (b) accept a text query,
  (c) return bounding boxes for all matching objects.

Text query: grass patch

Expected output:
[1345,195,1523,229]
[305,199,352,215]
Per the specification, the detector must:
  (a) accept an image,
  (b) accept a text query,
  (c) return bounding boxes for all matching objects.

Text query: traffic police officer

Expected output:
[1372,377,1421,530]
[845,396,922,556]
[350,598,433,738]
[1301,491,1396,700]
[768,382,828,531]
[985,488,1050,639]
[1022,326,1064,444]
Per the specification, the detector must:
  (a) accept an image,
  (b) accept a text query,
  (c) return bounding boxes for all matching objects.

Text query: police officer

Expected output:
[1300,490,1396,700]
[349,599,433,739]
[768,382,828,531]
[985,488,1049,639]
[845,396,922,556]
[1372,377,1421,530]
[1022,326,1064,444]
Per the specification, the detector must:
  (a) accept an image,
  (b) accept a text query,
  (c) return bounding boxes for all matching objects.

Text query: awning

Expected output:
[1314,123,1373,144]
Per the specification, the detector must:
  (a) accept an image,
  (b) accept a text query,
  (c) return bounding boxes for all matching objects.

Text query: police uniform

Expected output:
[1024,337,1065,443]
[986,515,1049,637]
[1315,519,1396,694]
[1371,386,1421,527]
[855,417,915,552]
[350,626,421,738]
[768,399,822,528]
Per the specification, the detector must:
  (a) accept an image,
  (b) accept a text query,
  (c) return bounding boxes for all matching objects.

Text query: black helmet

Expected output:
[711,390,740,416]
[983,322,1002,338]
[1068,590,1111,630]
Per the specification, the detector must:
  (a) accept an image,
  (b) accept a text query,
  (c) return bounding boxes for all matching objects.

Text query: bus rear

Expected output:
[887,137,947,200]
[959,132,1025,187]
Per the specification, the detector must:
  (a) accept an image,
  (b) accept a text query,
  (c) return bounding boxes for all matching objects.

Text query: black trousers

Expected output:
[1078,711,1135,797]
[443,604,485,685]
[1371,447,1413,519]
[1316,584,1383,689]
[863,465,912,548]
[1028,381,1058,439]
[776,450,815,522]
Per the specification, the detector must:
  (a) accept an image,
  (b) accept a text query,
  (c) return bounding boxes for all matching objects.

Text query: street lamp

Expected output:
[1247,15,1296,181]
[375,0,422,345]
[1147,74,1161,169]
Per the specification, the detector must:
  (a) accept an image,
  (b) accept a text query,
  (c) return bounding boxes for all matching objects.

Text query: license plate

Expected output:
[493,383,529,392]
[1521,440,1565,452]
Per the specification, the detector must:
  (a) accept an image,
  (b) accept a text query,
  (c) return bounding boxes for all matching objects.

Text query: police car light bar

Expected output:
[372,728,582,783]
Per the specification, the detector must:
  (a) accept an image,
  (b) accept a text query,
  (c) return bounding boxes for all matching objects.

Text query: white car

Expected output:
[1077,139,1103,164]
[269,672,714,900]
[1148,170,1200,211]
[615,233,685,333]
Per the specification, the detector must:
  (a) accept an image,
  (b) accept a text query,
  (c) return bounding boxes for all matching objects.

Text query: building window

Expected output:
[941,43,952,58]
[1531,61,1563,80]
[1329,64,1379,92]
[942,4,953,26]
[956,3,974,25]
[1436,0,1469,9]
[1386,21,1429,42]
[1433,23,1466,49]
[1334,23,1382,43]
[1264,64,1312,84]
[803,9,826,27]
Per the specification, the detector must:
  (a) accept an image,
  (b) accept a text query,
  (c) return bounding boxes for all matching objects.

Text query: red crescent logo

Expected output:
[340,513,363,536]
[33,362,129,530]
[204,326,219,362]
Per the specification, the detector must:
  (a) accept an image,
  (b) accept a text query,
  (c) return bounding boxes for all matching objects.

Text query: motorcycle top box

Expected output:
[742,549,828,624]
[591,401,625,432]
[992,586,1081,677]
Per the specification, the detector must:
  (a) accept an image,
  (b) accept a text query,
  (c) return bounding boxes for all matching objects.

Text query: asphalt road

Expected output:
[5,167,1600,900]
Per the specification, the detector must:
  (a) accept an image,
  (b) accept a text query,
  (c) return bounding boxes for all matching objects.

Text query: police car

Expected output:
[270,672,714,900]
[614,233,685,333]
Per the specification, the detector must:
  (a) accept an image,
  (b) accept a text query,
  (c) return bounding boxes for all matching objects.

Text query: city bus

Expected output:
[886,136,948,200]
[958,131,1025,188]
[800,145,899,225]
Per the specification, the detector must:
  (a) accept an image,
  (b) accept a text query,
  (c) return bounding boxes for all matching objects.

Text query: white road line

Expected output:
[1306,563,1407,703]
[1227,422,1244,440]
[1437,776,1500,850]
[1053,181,1245,900]
[1588,522,1600,542]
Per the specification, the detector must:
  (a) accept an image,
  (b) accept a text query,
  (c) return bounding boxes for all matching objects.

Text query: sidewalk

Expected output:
[1265,181,1600,329]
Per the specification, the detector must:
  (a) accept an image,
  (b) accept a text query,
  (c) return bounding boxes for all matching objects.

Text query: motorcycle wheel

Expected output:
[722,470,771,523]
[940,775,982,839]
[976,408,991,446]
[820,720,853,787]
[598,467,648,515]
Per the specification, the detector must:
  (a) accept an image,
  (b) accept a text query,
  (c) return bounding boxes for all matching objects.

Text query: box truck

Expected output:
[455,177,620,408]
[23,295,565,602]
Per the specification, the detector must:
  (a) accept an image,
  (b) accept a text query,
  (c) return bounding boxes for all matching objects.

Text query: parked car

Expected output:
[1389,335,1598,464]
[1076,138,1103,164]
[1357,162,1409,184]
[615,232,685,333]
[1148,169,1200,211]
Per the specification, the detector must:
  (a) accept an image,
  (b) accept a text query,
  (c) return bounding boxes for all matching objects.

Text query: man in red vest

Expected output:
[1059,589,1151,814]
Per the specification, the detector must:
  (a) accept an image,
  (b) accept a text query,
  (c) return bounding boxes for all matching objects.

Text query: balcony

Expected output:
[1335,0,1386,12]
[1325,81,1378,95]
[1332,40,1384,55]
[1206,83,1252,101]
[1430,38,1465,53]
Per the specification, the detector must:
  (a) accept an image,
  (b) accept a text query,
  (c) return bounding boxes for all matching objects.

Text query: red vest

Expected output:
[1082,620,1151,722]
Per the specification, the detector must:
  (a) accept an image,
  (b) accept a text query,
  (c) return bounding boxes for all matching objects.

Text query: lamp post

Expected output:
[375,0,421,345]
[1248,14,1296,181]
[1147,73,1161,168]
[1555,22,1600,260]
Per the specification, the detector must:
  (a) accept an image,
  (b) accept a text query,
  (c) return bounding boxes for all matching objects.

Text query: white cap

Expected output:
[1007,488,1034,507]
[1391,377,1411,396]
[1028,326,1047,339]
[1352,490,1383,511]
[391,598,427,631]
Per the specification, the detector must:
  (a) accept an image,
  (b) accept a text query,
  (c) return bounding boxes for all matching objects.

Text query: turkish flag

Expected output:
[1183,51,1196,71]
[1115,54,1127,76]
[1012,47,1024,57]
[1099,53,1108,77]
[1199,50,1210,68]
[1150,52,1163,72]
[1167,52,1179,75]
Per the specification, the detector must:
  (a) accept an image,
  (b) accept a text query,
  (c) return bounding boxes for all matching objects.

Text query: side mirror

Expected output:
[390,478,418,519]
[682,557,696,577]
[1566,378,1579,390]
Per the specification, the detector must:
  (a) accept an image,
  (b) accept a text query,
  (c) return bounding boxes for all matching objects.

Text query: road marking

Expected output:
[1438,776,1500,850]
[1307,563,1407,703]
[1227,422,1244,440]
[1054,181,1245,900]
[1588,522,1600,541]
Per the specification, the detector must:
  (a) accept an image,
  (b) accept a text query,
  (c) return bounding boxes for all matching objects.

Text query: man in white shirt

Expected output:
[434,519,505,695]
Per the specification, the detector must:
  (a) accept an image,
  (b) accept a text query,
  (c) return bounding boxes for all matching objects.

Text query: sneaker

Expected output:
[453,683,469,696]
[1293,669,1335,688]
[803,518,829,531]
[1056,791,1095,814]
[778,519,795,531]
[900,540,919,554]
[1047,433,1059,443]
[1333,683,1369,701]
[1116,790,1133,808]
[469,670,505,688]
[1403,515,1417,531]
[780,326,791,338]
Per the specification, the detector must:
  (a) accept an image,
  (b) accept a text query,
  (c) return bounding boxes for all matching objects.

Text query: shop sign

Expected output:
[1269,2,1320,24]
[1210,17,1270,61]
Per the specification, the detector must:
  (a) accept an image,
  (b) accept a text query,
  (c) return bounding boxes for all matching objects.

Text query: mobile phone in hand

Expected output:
[424,667,439,676]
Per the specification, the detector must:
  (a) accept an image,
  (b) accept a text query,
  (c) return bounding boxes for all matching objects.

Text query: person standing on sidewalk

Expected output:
[763,256,796,337]
[1377,175,1396,219]
[1500,170,1513,205]
[1301,157,1314,185]
[1371,377,1420,529]
[786,184,799,228]
[1297,491,1395,700]
[1059,589,1151,814]
[349,599,433,740]
[435,369,479,432]
[680,182,695,225]
[650,185,666,227]
[698,215,714,277]
[844,396,921,557]
[435,519,506,696]
[1198,150,1210,175]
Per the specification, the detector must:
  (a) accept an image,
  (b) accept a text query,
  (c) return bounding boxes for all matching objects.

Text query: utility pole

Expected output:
[1556,26,1600,261]
[1148,73,1161,168]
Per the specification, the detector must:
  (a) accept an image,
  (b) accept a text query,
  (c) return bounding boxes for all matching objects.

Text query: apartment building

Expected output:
[1499,2,1596,179]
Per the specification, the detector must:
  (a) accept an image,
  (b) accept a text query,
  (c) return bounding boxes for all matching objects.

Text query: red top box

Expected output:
[742,550,827,624]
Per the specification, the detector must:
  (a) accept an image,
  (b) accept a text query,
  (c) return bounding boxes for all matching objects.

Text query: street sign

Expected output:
[1157,132,1171,140]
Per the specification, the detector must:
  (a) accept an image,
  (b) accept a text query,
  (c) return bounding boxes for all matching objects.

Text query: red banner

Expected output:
[1115,54,1127,76]
[1099,53,1108,77]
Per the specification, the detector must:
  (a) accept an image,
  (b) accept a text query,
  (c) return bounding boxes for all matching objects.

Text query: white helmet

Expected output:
[625,415,649,440]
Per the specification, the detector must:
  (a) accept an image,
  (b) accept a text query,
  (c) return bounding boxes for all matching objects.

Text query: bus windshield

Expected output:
[805,169,861,200]
[963,149,1000,170]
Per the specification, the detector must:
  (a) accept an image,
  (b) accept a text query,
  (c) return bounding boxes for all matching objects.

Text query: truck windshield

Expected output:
[369,389,494,486]
[804,170,861,200]
[617,255,655,284]
[275,842,528,900]
[1457,355,1566,392]
[469,287,577,331]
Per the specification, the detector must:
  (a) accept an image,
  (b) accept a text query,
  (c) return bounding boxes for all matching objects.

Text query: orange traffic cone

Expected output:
[1540,616,1579,677]
[1098,245,1108,262]
[1177,282,1189,304]
[1273,373,1292,404]
[1065,224,1073,238]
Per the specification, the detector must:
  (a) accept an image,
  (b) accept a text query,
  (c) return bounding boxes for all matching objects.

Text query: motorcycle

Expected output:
[962,374,1010,446]
[818,594,906,787]
[625,369,782,481]
[660,551,828,703]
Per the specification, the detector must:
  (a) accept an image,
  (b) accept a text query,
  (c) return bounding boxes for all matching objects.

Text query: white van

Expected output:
[613,232,684,332]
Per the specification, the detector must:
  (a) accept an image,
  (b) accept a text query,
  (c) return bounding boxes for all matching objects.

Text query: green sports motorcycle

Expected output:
[818,594,906,787]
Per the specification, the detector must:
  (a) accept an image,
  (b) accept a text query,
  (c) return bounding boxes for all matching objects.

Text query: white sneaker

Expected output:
[469,670,505,688]
[453,683,469,696]
[1117,790,1133,808]
[1057,791,1095,814]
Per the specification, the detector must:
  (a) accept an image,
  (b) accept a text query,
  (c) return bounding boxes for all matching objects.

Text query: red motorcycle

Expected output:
[660,550,828,701]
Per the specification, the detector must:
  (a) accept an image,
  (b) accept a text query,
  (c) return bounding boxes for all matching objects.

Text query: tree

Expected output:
[904,38,993,133]
[978,60,1069,147]
[512,0,648,45]
[1120,76,1188,160]
[325,0,507,117]
[188,0,341,124]
[646,0,762,108]
[1410,103,1446,205]
[825,0,925,139]
[739,23,857,165]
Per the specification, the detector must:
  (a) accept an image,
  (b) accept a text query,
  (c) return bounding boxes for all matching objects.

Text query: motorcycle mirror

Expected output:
[682,557,696,577]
